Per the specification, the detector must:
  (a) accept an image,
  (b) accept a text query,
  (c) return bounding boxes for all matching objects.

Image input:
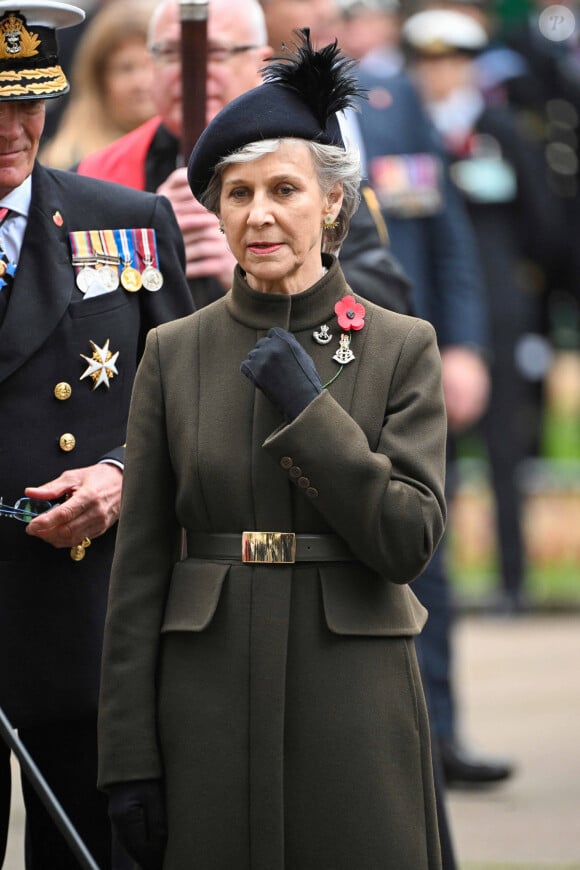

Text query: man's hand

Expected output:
[157,167,236,288]
[24,463,123,548]
[441,345,490,432]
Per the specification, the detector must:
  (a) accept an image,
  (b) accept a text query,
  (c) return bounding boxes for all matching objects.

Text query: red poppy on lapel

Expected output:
[335,295,366,332]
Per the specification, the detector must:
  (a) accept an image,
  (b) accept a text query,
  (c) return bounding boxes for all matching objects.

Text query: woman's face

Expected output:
[103,36,156,133]
[219,139,342,295]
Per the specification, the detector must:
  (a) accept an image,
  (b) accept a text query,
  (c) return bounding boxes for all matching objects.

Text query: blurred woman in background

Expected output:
[41,0,157,169]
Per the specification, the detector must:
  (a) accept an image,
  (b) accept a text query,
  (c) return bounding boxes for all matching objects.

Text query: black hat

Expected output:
[0,1,85,101]
[188,28,365,203]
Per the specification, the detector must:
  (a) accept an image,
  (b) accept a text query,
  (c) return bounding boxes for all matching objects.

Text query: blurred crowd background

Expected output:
[432,0,580,614]
[40,0,580,616]
[333,0,580,616]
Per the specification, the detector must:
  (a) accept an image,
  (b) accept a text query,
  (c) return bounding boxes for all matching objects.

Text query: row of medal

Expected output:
[369,153,443,218]
[69,228,164,297]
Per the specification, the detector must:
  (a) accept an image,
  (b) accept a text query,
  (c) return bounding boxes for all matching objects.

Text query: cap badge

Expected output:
[0,13,40,60]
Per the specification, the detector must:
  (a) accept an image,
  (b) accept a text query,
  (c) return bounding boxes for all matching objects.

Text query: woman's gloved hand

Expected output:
[106,779,167,870]
[241,327,322,421]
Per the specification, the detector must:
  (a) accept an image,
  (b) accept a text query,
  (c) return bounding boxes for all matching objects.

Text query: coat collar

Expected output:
[226,255,353,332]
[0,162,74,384]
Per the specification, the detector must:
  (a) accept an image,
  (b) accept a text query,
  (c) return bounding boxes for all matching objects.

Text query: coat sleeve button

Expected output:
[289,466,302,478]
[298,476,310,488]
[280,456,293,469]
[306,487,319,498]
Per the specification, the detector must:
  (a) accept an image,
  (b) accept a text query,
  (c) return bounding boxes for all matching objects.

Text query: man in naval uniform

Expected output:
[0,3,193,868]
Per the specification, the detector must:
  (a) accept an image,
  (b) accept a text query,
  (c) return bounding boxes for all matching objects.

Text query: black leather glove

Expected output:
[241,327,322,421]
[107,779,167,870]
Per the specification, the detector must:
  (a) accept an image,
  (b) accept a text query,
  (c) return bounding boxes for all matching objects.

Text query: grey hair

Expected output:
[149,0,268,47]
[201,138,361,254]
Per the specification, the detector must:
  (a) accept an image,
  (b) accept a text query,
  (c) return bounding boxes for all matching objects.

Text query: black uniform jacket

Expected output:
[0,162,194,728]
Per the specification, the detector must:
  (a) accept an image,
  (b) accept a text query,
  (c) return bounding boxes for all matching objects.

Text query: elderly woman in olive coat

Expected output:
[98,33,446,870]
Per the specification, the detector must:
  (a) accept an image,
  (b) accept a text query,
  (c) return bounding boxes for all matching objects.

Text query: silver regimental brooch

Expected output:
[313,324,333,344]
[333,333,355,364]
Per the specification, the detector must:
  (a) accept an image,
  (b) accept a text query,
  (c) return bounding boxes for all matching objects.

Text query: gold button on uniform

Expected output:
[70,545,86,561]
[54,382,72,401]
[59,433,76,452]
[70,538,91,562]
[280,456,293,470]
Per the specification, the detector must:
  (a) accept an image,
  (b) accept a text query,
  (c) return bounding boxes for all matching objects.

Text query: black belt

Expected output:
[186,532,354,564]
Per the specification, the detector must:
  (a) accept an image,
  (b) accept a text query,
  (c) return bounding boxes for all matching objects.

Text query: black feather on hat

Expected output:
[262,29,364,129]
[188,28,366,203]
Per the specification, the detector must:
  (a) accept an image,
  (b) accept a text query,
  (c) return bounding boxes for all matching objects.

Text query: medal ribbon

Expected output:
[89,230,106,267]
[138,228,151,267]
[69,231,95,269]
[136,228,160,268]
[114,229,137,268]
[101,229,120,267]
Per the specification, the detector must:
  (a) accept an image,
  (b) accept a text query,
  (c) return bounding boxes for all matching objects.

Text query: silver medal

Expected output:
[76,266,99,294]
[141,265,164,292]
[96,265,120,292]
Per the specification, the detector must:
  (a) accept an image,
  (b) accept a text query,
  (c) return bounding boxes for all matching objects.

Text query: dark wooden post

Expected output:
[179,0,209,163]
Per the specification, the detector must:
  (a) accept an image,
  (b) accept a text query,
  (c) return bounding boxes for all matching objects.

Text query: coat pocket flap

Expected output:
[320,565,428,636]
[161,559,229,632]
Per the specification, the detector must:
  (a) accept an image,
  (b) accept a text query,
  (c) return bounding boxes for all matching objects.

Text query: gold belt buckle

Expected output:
[242,531,297,564]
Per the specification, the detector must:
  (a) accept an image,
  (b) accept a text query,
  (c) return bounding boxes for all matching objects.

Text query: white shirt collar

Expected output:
[0,174,32,218]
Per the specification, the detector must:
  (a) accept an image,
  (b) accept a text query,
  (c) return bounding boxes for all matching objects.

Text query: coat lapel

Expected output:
[0,163,74,385]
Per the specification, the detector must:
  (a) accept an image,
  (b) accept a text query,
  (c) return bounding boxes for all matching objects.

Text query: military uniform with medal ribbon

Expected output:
[356,70,487,346]
[0,158,193,865]
[0,7,194,866]
[0,155,193,716]
[0,5,194,867]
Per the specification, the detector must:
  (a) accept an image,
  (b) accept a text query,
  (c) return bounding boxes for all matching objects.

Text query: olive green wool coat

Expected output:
[98,258,447,870]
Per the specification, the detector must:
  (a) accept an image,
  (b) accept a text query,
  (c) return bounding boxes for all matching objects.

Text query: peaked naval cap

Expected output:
[402,9,488,57]
[187,28,365,202]
[0,1,85,101]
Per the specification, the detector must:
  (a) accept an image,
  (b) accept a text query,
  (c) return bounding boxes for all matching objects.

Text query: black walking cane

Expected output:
[0,704,99,870]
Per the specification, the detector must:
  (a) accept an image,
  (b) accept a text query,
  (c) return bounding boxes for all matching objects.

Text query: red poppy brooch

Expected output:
[335,295,366,332]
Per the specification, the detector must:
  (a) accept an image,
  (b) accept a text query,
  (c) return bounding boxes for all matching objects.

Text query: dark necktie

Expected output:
[0,207,18,325]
